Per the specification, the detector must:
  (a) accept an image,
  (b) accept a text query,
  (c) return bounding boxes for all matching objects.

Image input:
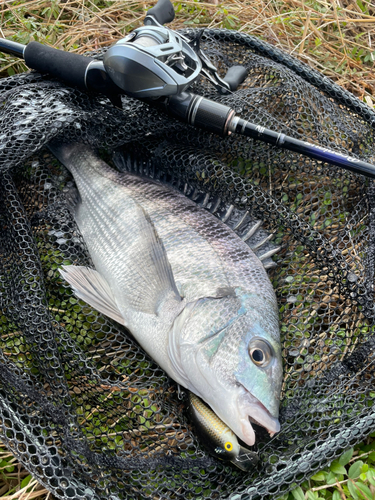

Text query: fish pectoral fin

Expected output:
[64,184,81,212]
[59,265,125,325]
[119,204,182,316]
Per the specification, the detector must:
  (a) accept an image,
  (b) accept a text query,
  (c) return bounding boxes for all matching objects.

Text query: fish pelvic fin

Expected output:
[59,265,125,325]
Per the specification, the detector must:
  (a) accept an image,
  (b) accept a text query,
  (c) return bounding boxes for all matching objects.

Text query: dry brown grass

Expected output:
[237,0,375,102]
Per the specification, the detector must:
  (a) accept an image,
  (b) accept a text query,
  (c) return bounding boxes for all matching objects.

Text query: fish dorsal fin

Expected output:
[59,266,125,325]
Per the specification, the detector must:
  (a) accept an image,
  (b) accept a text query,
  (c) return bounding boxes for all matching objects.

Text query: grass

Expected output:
[0,439,50,499]
[284,435,375,500]
[0,0,375,499]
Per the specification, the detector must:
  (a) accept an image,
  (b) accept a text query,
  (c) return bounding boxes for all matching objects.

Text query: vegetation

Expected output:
[0,0,374,499]
[285,435,375,500]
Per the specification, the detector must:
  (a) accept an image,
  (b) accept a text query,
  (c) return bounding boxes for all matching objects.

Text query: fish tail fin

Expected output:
[48,141,95,173]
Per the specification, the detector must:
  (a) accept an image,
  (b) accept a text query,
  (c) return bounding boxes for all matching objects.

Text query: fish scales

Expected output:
[74,153,275,304]
[51,142,283,447]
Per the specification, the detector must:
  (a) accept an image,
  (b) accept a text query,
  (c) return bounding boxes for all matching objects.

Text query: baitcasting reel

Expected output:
[103,25,202,98]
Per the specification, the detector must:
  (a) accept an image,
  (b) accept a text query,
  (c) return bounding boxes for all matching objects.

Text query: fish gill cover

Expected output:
[0,28,375,500]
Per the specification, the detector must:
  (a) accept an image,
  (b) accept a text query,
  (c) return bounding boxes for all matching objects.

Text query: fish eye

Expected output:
[224,442,233,452]
[248,339,273,367]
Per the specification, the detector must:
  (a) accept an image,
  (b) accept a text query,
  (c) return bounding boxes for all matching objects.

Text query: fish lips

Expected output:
[236,387,280,446]
[192,351,280,447]
[196,383,280,448]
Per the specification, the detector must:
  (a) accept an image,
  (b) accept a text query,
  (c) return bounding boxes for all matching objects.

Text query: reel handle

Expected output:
[145,0,175,26]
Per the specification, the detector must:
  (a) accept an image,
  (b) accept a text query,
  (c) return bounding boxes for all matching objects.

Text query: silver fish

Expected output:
[50,142,283,447]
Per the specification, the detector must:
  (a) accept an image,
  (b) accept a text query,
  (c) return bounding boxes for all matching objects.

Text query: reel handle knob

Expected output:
[223,65,248,91]
[145,0,175,26]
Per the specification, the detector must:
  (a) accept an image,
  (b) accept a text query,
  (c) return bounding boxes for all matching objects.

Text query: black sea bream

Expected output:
[50,142,283,447]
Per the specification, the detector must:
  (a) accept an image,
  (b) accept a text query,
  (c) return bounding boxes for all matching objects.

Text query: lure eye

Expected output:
[248,339,273,367]
[224,442,233,452]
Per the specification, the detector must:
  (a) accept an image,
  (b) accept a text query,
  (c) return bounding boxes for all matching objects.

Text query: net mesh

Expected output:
[0,28,375,500]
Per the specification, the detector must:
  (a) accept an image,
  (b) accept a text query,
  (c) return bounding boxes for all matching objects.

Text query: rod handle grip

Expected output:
[24,42,93,90]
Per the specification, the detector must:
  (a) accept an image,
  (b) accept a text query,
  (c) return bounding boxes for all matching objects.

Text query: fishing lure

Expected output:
[188,392,259,471]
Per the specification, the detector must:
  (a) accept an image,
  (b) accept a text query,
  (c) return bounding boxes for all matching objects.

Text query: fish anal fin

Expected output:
[59,265,125,325]
[63,184,81,212]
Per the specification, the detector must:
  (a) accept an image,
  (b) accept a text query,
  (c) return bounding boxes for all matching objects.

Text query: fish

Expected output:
[49,141,283,447]
[188,392,259,470]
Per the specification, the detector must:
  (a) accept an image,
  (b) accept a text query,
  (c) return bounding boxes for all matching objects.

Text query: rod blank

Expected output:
[0,39,25,58]
[231,117,375,179]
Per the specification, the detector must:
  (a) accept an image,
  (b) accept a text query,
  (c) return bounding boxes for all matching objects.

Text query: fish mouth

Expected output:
[237,387,280,447]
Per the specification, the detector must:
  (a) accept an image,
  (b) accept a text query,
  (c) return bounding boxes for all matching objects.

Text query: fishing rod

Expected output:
[1,0,375,179]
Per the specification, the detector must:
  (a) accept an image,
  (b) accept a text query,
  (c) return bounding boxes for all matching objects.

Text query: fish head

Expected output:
[170,290,283,447]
